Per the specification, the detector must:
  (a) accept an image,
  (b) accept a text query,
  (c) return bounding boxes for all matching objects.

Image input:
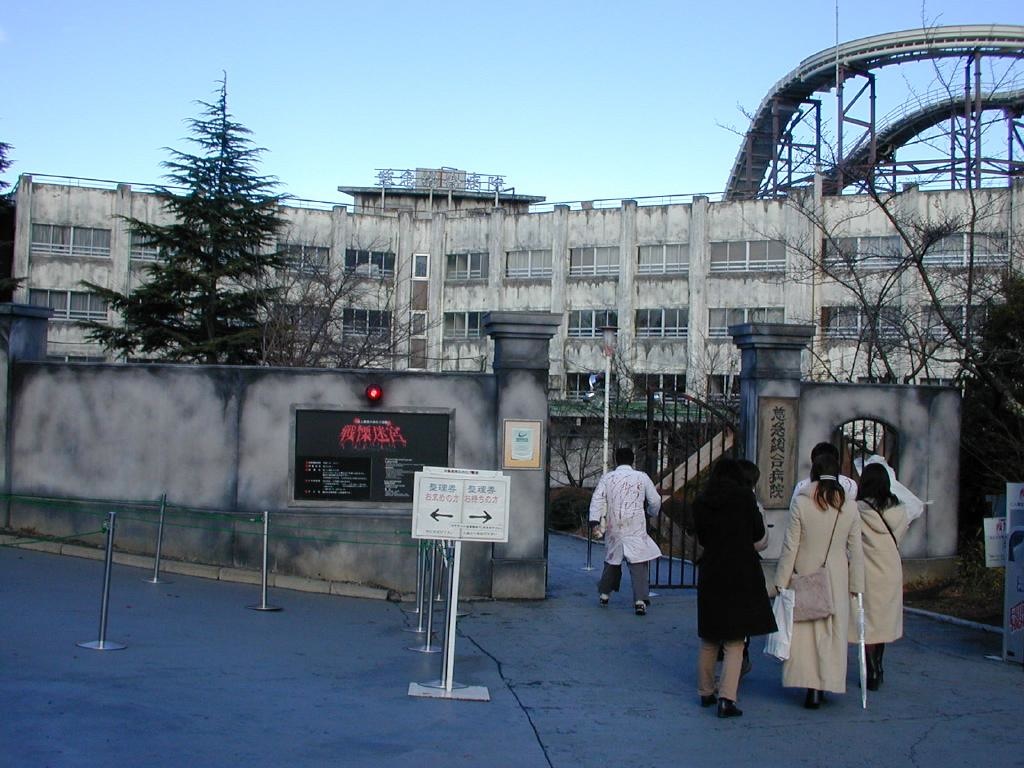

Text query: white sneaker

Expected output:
[634,601,647,616]
[599,593,610,606]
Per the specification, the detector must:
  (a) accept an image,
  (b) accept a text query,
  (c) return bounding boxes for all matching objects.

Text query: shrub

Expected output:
[549,487,593,532]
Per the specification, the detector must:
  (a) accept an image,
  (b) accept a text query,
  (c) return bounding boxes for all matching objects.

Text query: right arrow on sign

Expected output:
[468,511,492,523]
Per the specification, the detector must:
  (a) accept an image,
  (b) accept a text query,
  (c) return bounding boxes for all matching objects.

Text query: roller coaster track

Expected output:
[724,25,1024,200]
[821,87,1024,193]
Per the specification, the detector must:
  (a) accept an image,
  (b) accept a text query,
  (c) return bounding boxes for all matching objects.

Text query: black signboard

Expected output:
[294,410,450,502]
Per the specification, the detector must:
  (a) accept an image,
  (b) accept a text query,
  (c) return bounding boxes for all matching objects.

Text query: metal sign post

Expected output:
[408,467,508,702]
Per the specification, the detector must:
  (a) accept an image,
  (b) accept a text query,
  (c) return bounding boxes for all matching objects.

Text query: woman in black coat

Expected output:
[694,458,777,718]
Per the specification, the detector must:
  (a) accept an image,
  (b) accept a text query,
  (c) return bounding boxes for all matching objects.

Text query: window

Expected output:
[824,236,901,269]
[635,308,688,338]
[632,373,687,400]
[280,243,329,276]
[275,303,329,334]
[565,372,619,402]
[821,306,903,341]
[709,240,785,272]
[29,289,108,321]
[344,248,395,278]
[446,252,488,281]
[342,308,391,337]
[706,374,740,398]
[708,307,784,337]
[506,249,553,279]
[413,253,430,279]
[410,312,428,337]
[444,311,483,339]
[569,246,618,277]
[923,232,1009,267]
[130,231,163,262]
[924,304,987,340]
[408,338,428,370]
[637,243,689,275]
[31,224,111,258]
[567,309,618,338]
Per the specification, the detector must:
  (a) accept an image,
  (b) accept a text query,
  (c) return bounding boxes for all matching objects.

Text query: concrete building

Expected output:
[10,171,1021,398]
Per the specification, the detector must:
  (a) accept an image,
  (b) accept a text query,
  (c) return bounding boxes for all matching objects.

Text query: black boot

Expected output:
[803,688,822,709]
[874,644,885,688]
[865,645,879,691]
[717,698,743,718]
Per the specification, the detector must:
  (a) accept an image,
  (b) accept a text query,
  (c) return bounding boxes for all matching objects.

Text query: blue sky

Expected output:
[3,1,1023,204]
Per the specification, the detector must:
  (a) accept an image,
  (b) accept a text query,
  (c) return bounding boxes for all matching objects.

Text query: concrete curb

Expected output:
[1,535,394,601]
[904,605,1002,634]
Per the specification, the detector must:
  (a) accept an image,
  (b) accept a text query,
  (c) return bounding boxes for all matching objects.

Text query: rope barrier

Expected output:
[1,492,417,548]
[0,528,108,549]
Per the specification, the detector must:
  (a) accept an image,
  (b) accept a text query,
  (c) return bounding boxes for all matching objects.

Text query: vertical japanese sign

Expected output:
[757,398,798,509]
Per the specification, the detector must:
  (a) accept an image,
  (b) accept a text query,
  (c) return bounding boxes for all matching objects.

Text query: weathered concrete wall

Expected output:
[733,322,960,574]
[796,382,960,559]
[1,306,560,598]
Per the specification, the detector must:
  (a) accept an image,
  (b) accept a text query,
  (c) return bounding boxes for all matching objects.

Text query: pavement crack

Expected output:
[461,630,554,768]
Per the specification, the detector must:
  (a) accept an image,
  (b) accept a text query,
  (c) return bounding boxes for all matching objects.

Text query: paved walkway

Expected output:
[2,534,1021,767]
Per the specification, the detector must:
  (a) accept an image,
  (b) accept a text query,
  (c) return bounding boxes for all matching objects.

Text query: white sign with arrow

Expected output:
[411,467,509,543]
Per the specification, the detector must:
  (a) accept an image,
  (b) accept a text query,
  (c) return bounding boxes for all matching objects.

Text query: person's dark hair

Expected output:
[708,457,746,489]
[810,441,840,463]
[614,447,634,466]
[811,453,845,510]
[857,463,898,510]
[736,459,760,490]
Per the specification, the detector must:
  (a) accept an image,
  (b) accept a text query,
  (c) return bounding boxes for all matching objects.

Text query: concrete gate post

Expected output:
[484,311,561,599]
[0,303,52,527]
[730,322,814,462]
[730,323,814,558]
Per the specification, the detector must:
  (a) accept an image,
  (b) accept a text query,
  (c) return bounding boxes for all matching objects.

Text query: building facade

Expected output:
[11,172,1022,398]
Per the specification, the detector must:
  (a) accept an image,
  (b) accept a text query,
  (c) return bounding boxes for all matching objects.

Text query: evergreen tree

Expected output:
[83,78,286,364]
[0,140,12,198]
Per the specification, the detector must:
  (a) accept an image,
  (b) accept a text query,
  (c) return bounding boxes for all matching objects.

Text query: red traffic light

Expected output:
[365,384,383,403]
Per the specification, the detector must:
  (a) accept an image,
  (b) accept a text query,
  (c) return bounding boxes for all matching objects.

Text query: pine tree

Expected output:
[83,78,286,364]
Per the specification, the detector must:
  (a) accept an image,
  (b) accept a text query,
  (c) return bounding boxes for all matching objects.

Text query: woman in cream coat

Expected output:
[853,463,909,690]
[774,453,865,709]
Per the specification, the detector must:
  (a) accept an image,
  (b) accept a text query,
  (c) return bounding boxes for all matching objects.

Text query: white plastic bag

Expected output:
[857,455,926,523]
[763,588,795,661]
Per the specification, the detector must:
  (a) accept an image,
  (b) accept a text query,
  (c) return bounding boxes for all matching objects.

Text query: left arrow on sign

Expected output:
[430,509,454,521]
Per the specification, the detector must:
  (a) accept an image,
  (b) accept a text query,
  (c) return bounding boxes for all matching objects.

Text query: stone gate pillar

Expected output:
[730,323,814,555]
[485,311,561,599]
[0,303,51,527]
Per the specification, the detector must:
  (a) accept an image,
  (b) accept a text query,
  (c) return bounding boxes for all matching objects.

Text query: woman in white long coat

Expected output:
[774,453,865,709]
[853,463,909,690]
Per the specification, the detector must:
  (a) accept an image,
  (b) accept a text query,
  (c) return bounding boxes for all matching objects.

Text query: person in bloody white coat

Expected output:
[774,453,865,709]
[851,463,909,691]
[588,446,662,615]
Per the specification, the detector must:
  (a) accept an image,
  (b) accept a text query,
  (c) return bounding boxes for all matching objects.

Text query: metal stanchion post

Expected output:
[78,510,126,651]
[408,541,440,653]
[402,540,427,615]
[247,511,281,612]
[583,524,596,571]
[403,542,430,633]
[144,493,171,584]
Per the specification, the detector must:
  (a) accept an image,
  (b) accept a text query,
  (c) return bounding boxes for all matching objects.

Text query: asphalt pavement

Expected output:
[2,533,1021,768]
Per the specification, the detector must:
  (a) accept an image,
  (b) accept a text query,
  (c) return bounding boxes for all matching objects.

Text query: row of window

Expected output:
[28,289,109,320]
[820,304,988,340]
[31,221,1011,277]
[563,372,734,402]
[824,233,1009,268]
